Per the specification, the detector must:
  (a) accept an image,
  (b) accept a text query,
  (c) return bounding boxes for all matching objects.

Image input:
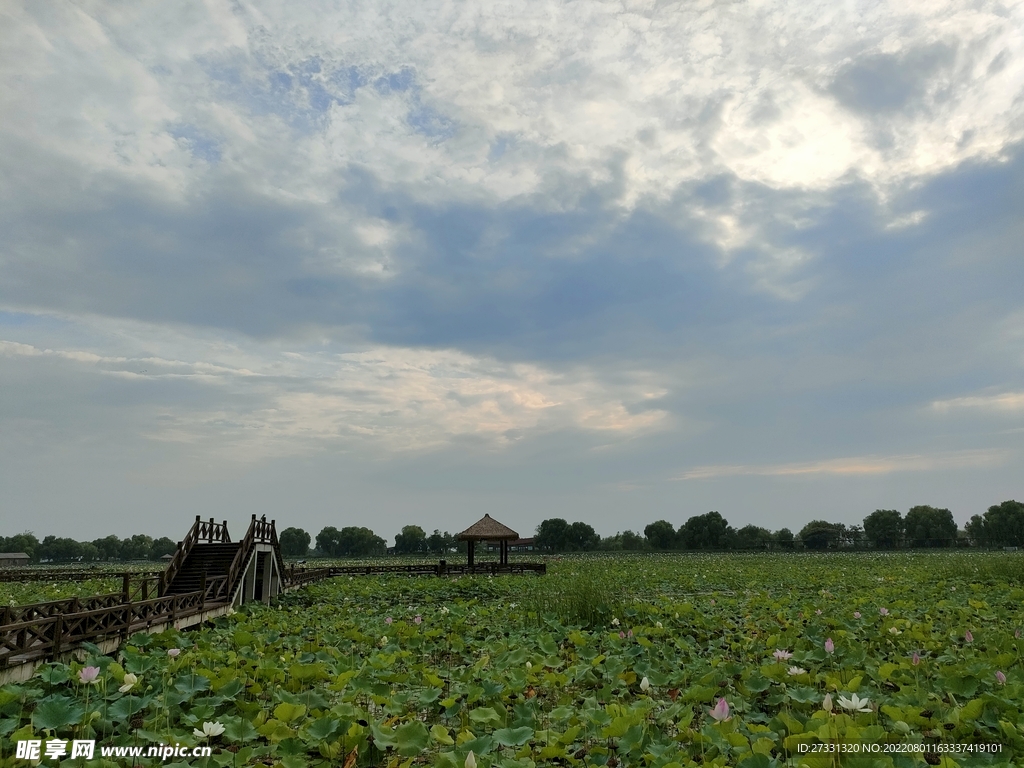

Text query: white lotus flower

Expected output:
[822,693,833,712]
[193,721,225,739]
[640,676,651,692]
[787,666,808,676]
[379,635,388,647]
[465,750,477,768]
[611,618,620,626]
[837,693,872,713]
[118,673,138,693]
[655,621,662,628]
[525,661,532,669]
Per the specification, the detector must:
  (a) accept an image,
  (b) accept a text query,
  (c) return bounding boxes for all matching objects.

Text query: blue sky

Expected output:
[1,0,1022,543]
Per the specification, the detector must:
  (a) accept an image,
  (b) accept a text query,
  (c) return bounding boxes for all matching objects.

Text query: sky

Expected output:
[1,0,1022,545]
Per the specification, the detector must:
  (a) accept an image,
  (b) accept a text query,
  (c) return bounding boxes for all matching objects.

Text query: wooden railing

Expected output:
[159,516,231,597]
[0,589,221,668]
[224,515,284,603]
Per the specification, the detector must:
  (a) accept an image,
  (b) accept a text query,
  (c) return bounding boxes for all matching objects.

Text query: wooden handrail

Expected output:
[160,516,232,597]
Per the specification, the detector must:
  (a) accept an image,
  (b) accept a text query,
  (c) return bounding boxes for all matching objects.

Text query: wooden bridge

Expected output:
[0,518,545,683]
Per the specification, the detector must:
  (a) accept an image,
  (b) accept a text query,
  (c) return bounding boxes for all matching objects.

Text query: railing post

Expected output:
[122,573,131,603]
[200,570,207,610]
[52,615,63,656]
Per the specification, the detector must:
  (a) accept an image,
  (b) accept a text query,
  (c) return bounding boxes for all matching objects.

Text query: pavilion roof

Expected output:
[456,514,519,541]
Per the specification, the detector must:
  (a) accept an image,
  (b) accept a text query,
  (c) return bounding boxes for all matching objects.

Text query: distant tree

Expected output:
[279,527,311,557]
[92,535,123,561]
[121,534,155,560]
[394,525,427,554]
[316,526,344,556]
[678,512,733,550]
[427,530,455,555]
[798,520,840,550]
[904,506,957,548]
[965,515,985,546]
[150,536,178,560]
[977,500,1024,547]
[774,528,795,549]
[535,518,571,552]
[863,509,903,549]
[37,536,84,563]
[567,521,600,551]
[620,530,644,550]
[1,532,40,561]
[735,525,773,550]
[316,526,385,556]
[338,527,387,556]
[644,520,677,550]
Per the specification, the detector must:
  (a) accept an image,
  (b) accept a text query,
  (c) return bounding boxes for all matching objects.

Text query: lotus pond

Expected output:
[2,552,1023,767]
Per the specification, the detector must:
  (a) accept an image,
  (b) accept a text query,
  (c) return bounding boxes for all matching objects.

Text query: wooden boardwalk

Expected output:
[0,523,544,682]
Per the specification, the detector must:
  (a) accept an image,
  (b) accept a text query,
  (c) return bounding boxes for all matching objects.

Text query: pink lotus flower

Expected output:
[853,612,862,619]
[385,617,393,625]
[996,671,1006,685]
[709,698,731,722]
[965,629,974,644]
[1016,629,1021,639]
[824,638,835,654]
[79,666,100,684]
[879,607,889,616]
[167,648,180,658]
[627,629,633,638]
[709,599,715,606]
[912,652,921,666]
[773,649,793,661]
[413,615,422,625]
[619,631,625,639]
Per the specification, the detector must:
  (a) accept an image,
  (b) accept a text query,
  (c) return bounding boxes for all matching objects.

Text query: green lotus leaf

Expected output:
[32,696,84,731]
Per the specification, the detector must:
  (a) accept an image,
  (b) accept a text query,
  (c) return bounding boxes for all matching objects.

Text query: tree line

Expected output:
[531,500,1024,552]
[0,533,178,563]
[7,499,1020,562]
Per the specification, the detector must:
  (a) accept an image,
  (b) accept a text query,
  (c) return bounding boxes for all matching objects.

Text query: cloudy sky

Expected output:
[1,0,1022,544]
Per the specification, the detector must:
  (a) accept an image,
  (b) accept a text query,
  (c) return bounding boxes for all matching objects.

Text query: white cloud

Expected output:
[677,449,1007,480]
[931,392,1024,412]
[1,330,668,461]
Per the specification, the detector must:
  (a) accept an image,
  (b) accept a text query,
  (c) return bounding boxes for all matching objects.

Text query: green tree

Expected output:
[427,530,455,554]
[774,528,795,548]
[315,526,344,556]
[798,520,840,550]
[863,509,903,549]
[279,527,311,557]
[973,500,1024,547]
[644,520,677,550]
[150,536,178,559]
[92,535,123,561]
[904,505,957,547]
[567,521,600,551]
[535,518,571,552]
[735,525,773,550]
[121,534,155,560]
[678,512,733,550]
[338,527,387,556]
[0,532,40,561]
[37,536,84,563]
[394,525,427,554]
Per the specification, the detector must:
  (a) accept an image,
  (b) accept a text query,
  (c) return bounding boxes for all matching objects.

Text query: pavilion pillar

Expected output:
[467,538,474,567]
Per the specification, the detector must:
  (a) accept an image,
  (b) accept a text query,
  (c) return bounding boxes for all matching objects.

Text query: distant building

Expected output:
[508,538,535,553]
[0,552,30,567]
[160,553,174,562]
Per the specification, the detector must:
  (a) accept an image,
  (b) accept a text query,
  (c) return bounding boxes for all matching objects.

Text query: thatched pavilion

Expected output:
[456,514,519,567]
